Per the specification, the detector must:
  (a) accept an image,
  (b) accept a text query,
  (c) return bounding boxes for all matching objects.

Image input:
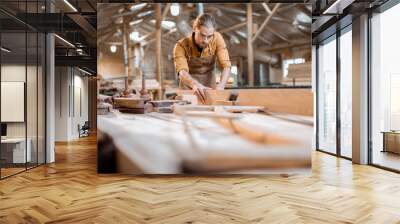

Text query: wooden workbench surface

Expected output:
[98,111,313,174]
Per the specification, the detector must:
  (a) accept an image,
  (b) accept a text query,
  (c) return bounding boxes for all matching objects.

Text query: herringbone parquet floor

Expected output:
[1,135,400,224]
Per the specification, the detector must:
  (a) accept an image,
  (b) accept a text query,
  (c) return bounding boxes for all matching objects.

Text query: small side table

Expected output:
[381,131,400,154]
[1,138,32,164]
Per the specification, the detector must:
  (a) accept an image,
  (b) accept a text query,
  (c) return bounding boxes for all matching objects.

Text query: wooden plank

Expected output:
[113,97,147,108]
[177,88,313,116]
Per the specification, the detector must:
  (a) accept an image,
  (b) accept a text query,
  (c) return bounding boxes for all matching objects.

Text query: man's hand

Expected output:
[193,83,211,104]
[179,70,211,104]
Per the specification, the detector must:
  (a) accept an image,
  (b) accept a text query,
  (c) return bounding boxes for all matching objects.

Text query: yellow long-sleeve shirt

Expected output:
[173,31,231,74]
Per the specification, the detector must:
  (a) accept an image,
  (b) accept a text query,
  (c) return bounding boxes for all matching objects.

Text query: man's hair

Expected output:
[192,13,216,30]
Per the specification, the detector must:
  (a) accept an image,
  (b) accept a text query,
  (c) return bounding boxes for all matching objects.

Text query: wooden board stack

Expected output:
[282,62,311,86]
[113,97,150,114]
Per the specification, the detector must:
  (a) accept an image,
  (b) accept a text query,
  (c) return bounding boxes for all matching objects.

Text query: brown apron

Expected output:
[179,38,216,89]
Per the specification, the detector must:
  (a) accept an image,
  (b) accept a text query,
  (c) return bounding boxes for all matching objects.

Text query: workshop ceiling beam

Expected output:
[247,3,254,87]
[262,3,272,14]
[260,40,310,52]
[142,28,176,46]
[155,3,162,99]
[162,3,171,19]
[258,35,272,46]
[265,26,290,42]
[219,22,246,34]
[252,3,280,43]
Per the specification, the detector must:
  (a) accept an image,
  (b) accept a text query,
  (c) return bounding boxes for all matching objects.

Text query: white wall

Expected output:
[71,74,89,138]
[1,65,38,138]
[1,65,26,136]
[55,67,89,141]
[55,66,69,141]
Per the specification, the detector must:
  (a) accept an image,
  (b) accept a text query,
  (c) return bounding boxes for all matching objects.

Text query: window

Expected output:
[0,1,47,179]
[370,3,400,171]
[340,28,352,158]
[317,36,337,154]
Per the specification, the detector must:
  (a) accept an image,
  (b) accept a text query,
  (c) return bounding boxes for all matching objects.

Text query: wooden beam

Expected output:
[247,3,254,87]
[219,22,246,34]
[257,35,272,46]
[252,3,280,43]
[139,31,154,42]
[127,29,133,85]
[143,28,176,46]
[162,3,171,19]
[122,21,130,93]
[97,29,116,45]
[262,3,272,14]
[265,26,290,42]
[141,4,172,51]
[260,41,310,52]
[277,3,296,13]
[155,3,162,99]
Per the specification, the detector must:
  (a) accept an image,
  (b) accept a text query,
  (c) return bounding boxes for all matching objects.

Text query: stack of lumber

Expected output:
[113,97,150,114]
[282,62,312,86]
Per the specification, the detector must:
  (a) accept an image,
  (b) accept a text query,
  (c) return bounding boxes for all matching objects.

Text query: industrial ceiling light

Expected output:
[1,47,11,53]
[130,31,140,42]
[137,10,153,18]
[161,21,176,29]
[110,45,117,53]
[63,0,78,12]
[296,13,311,24]
[130,3,147,11]
[150,20,176,29]
[54,34,75,48]
[230,36,240,44]
[170,3,180,16]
